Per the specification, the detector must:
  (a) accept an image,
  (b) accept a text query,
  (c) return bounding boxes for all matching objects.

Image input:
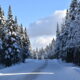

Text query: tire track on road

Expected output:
[21,60,48,80]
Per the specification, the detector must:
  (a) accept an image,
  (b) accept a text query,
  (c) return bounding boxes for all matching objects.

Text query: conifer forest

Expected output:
[0,0,80,80]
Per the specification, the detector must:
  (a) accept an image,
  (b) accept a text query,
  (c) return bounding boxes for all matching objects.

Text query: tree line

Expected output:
[55,0,80,66]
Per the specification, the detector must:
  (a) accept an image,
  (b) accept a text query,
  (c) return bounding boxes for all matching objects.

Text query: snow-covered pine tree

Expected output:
[13,16,18,32]
[54,0,80,65]
[43,38,55,59]
[62,0,78,63]
[56,23,60,37]
[0,6,5,26]
[21,27,31,62]
[0,39,3,64]
[54,23,61,59]
[0,5,31,66]
[71,1,80,65]
[0,6,5,64]
[24,28,31,57]
[69,0,78,20]
[1,6,21,66]
[31,49,36,59]
[48,38,55,59]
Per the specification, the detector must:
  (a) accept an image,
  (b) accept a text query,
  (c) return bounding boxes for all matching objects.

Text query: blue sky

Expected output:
[0,0,71,27]
[0,0,71,49]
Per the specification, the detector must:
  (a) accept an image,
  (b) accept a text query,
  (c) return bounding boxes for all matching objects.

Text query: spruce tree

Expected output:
[54,23,61,59]
[8,5,13,20]
[0,6,5,26]
[2,6,21,66]
[69,0,78,20]
[56,23,60,37]
[0,5,31,66]
[22,28,31,60]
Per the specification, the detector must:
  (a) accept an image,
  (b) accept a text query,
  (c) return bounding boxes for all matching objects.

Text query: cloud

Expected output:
[28,10,66,49]
[30,36,54,49]
[28,10,66,37]
[54,10,66,18]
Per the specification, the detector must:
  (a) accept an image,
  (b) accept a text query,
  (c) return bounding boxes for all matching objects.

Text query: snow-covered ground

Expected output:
[0,59,80,80]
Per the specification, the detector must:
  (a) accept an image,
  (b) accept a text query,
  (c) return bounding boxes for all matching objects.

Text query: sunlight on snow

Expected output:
[0,72,54,76]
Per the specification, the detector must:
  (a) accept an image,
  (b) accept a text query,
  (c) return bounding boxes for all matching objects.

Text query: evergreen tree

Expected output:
[0,6,31,66]
[54,0,80,66]
[0,6,5,26]
[22,28,31,59]
[8,5,13,20]
[13,16,18,32]
[54,23,61,59]
[2,6,22,66]
[69,0,78,20]
[56,23,60,37]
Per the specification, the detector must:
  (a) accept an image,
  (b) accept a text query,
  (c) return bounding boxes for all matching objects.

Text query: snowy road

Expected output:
[22,60,48,80]
[0,59,80,80]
